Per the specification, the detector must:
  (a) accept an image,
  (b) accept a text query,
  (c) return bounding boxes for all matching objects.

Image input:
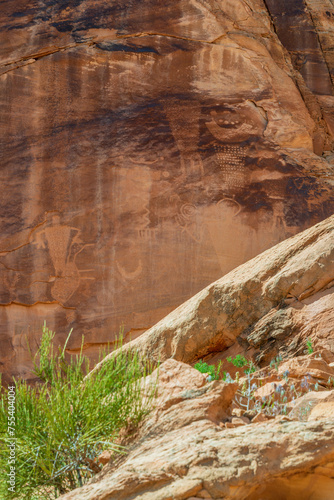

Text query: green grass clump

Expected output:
[0,324,157,499]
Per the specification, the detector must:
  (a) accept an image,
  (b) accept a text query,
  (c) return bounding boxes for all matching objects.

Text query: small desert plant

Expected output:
[235,361,258,411]
[306,338,314,354]
[194,360,222,381]
[328,377,334,387]
[257,382,289,417]
[0,324,157,499]
[227,352,330,420]
[270,355,283,371]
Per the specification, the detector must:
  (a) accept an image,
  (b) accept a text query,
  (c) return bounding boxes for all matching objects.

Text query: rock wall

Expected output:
[0,0,334,379]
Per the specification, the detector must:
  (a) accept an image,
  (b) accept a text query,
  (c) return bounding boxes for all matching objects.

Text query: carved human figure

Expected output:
[31,214,91,303]
[205,102,267,190]
[33,215,81,276]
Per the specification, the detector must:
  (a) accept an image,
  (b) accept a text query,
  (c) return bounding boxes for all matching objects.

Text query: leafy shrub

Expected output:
[227,354,248,368]
[227,355,256,374]
[0,324,157,499]
[194,360,222,381]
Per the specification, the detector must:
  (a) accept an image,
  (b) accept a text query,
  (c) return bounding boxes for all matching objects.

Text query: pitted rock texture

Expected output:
[1,0,334,379]
[59,360,334,500]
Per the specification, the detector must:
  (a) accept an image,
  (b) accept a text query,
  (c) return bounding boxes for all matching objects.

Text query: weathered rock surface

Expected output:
[93,213,334,374]
[1,0,334,380]
[278,353,334,382]
[59,359,334,500]
[289,389,334,420]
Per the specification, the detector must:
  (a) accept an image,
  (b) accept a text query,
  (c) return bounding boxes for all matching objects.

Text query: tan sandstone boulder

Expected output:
[308,402,334,421]
[138,359,238,437]
[289,390,334,421]
[278,356,334,383]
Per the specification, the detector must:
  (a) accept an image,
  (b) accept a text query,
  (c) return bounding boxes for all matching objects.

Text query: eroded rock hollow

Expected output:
[1,0,334,379]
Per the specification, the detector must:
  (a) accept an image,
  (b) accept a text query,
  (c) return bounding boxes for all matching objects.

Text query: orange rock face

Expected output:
[1,0,334,379]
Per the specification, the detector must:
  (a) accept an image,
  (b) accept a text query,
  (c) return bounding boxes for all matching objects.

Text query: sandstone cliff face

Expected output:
[1,0,334,379]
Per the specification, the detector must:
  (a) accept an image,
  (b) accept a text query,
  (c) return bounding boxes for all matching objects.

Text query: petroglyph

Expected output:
[216,198,242,216]
[205,102,267,143]
[116,260,143,282]
[137,228,159,239]
[136,205,160,239]
[214,145,247,189]
[32,214,80,273]
[31,213,94,303]
[180,203,197,220]
[175,203,202,243]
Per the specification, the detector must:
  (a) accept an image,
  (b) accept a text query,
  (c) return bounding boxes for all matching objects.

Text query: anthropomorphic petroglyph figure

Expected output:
[206,102,267,190]
[32,214,82,277]
[31,213,92,303]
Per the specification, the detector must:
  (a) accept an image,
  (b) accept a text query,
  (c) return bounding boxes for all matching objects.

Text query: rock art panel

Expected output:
[0,0,334,379]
